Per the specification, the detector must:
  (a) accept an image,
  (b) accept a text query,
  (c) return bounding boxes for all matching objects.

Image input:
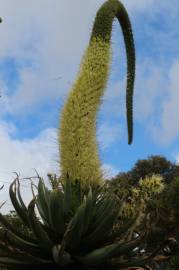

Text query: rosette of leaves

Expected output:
[0,175,158,270]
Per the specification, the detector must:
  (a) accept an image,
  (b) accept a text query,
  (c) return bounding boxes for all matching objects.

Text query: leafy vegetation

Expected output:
[0,174,163,269]
[0,159,178,269]
[108,156,179,269]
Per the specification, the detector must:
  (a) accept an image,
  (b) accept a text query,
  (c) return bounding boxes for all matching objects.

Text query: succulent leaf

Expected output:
[48,190,65,238]
[63,177,73,216]
[0,212,36,244]
[64,202,87,250]
[52,245,73,267]
[28,199,53,253]
[82,199,119,247]
[9,180,29,226]
[36,179,50,221]
[77,234,144,267]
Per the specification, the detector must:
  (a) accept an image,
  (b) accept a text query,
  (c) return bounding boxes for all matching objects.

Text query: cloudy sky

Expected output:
[0,0,178,211]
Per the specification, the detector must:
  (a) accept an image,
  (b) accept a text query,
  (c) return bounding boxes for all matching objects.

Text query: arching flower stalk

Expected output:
[59,0,135,190]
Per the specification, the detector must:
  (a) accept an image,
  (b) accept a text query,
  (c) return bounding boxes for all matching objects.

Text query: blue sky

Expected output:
[0,0,178,209]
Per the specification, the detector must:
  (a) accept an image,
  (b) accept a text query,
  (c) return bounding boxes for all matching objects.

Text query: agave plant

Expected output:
[0,0,170,268]
[0,174,159,270]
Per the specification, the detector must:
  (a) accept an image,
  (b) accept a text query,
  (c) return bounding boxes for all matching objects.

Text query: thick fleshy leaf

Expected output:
[82,198,119,247]
[52,245,73,267]
[5,231,48,259]
[28,199,53,253]
[0,212,37,244]
[48,190,65,238]
[108,254,151,269]
[9,180,29,226]
[36,180,50,223]
[81,188,94,235]
[62,189,95,251]
[17,178,28,211]
[36,199,48,226]
[77,234,145,266]
[92,195,115,229]
[64,202,86,250]
[63,179,72,217]
[0,240,51,265]
[0,257,53,269]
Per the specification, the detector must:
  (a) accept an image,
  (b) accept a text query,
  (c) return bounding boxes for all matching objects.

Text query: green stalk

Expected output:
[59,0,135,190]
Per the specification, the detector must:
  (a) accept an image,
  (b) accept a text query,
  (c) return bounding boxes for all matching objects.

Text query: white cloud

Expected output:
[0,122,58,212]
[155,61,179,143]
[176,155,179,165]
[0,0,104,114]
[102,60,167,121]
[0,124,58,178]
[123,0,155,12]
[97,122,124,150]
[134,61,168,121]
[0,0,176,115]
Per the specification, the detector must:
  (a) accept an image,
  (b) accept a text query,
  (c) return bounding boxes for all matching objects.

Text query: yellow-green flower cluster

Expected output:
[139,174,165,195]
[59,0,135,191]
[120,175,165,220]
